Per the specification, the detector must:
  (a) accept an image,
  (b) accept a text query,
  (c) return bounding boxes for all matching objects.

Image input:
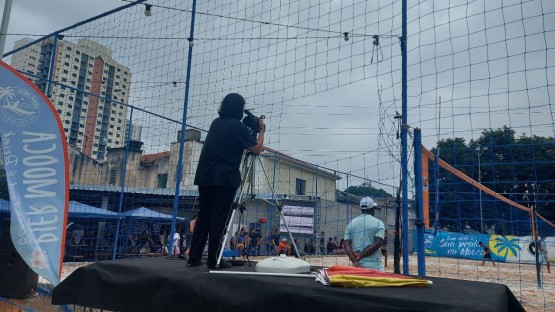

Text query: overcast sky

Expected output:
[2,0,554,193]
[1,0,122,49]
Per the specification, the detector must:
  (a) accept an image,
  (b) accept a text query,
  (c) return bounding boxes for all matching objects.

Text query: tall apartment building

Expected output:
[10,38,131,161]
[10,38,41,79]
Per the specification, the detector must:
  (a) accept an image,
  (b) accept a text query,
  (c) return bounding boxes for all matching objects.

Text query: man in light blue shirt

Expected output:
[343,197,385,270]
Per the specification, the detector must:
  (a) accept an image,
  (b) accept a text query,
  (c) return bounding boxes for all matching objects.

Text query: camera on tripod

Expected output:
[243,109,265,138]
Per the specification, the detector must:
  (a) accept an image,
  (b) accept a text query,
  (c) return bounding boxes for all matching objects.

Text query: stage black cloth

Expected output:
[52,257,524,312]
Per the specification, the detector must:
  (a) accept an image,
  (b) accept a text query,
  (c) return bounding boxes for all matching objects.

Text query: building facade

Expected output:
[10,38,131,160]
[10,38,41,79]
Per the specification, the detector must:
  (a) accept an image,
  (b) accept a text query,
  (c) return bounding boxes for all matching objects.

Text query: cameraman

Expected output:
[187,93,265,269]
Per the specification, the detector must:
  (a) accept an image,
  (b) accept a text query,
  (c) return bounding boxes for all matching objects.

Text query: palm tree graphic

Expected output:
[491,235,521,259]
[0,87,35,116]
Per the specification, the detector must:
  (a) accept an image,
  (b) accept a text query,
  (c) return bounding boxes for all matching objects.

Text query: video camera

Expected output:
[243,109,265,138]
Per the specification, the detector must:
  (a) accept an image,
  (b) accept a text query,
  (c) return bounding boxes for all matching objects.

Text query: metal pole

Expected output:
[0,0,13,58]
[414,128,426,276]
[531,205,541,288]
[46,33,59,97]
[400,0,409,275]
[112,107,134,260]
[475,146,487,233]
[170,0,198,255]
[478,152,483,233]
[532,185,542,288]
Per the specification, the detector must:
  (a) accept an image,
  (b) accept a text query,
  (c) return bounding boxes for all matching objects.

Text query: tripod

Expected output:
[215,151,301,268]
[228,201,252,266]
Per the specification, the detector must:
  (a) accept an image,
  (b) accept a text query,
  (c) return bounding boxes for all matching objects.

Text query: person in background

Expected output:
[184,213,197,257]
[277,238,291,256]
[247,228,261,256]
[537,236,551,273]
[478,242,496,267]
[187,93,265,269]
[338,238,345,255]
[172,230,181,255]
[332,236,339,250]
[70,225,85,245]
[190,213,197,234]
[319,231,326,255]
[327,237,335,255]
[266,229,275,256]
[307,239,316,255]
[235,228,246,255]
[159,228,168,254]
[343,197,385,270]
[271,229,281,255]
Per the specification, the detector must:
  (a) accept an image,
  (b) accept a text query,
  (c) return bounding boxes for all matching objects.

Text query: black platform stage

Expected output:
[52,257,524,312]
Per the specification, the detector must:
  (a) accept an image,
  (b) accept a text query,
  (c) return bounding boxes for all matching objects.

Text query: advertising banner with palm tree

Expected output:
[424,231,552,263]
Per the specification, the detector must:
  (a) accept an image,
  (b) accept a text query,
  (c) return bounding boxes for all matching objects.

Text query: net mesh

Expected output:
[1,0,554,310]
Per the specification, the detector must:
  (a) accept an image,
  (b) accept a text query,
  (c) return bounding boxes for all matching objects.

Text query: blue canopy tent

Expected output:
[64,202,121,261]
[0,200,118,219]
[121,207,184,221]
[69,201,119,219]
[119,207,186,256]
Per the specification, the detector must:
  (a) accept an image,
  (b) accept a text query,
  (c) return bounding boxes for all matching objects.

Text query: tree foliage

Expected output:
[344,182,392,198]
[427,126,555,235]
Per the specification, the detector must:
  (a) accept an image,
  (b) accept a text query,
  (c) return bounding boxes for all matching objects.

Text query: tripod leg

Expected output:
[215,208,237,267]
[215,155,255,268]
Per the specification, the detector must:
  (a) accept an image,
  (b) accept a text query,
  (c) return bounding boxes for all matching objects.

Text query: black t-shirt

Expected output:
[194,117,257,187]
[249,233,260,245]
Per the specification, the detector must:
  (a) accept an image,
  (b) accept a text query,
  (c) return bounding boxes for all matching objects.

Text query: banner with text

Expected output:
[424,231,553,263]
[0,61,69,285]
[279,205,314,234]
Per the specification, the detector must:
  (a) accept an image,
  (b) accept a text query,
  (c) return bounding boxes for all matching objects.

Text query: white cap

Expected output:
[360,197,378,209]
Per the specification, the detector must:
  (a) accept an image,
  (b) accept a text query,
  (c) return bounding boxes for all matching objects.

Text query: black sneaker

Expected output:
[187,259,203,267]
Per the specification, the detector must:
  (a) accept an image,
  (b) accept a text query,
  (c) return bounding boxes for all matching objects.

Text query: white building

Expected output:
[126,120,142,142]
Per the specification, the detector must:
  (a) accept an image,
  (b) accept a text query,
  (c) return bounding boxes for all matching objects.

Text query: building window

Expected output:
[157,174,168,188]
[296,179,306,195]
[109,169,117,185]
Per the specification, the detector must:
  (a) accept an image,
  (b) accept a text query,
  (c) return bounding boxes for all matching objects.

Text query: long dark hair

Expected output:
[218,93,245,120]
